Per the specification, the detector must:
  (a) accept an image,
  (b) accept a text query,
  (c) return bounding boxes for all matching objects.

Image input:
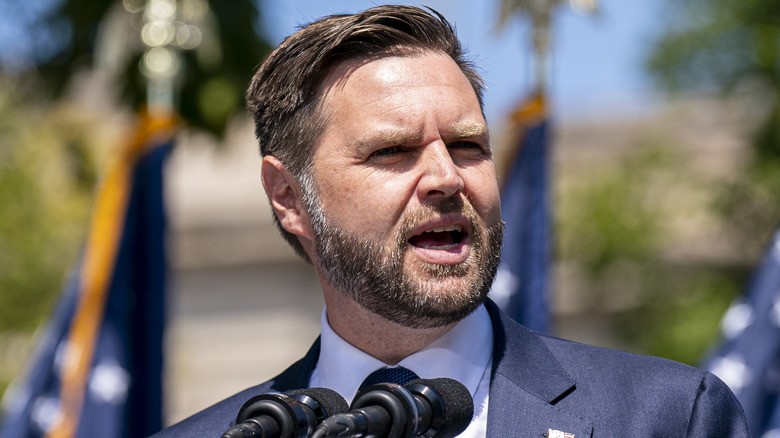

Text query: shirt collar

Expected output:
[312,304,493,404]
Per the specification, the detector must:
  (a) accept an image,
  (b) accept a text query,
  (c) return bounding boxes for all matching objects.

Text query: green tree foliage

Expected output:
[557,142,745,365]
[0,0,272,326]
[0,78,96,332]
[648,0,780,254]
[11,0,271,137]
[0,0,272,393]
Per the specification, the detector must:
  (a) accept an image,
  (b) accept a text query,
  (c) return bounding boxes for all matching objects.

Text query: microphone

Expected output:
[313,378,473,438]
[221,387,350,438]
[405,378,474,438]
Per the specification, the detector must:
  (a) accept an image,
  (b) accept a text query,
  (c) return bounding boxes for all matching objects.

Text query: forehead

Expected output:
[320,51,475,104]
[315,52,486,147]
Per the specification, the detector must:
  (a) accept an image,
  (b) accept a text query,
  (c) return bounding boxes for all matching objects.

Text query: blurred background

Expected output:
[2,0,780,436]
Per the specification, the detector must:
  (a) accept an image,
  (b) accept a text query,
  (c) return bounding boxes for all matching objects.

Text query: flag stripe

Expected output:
[46,114,177,438]
[490,91,551,333]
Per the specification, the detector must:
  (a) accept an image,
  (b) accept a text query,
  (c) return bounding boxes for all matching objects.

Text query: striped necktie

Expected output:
[358,366,420,391]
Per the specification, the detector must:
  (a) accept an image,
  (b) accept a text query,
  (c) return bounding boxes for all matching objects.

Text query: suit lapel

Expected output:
[485,301,592,437]
[268,337,321,392]
[270,305,593,436]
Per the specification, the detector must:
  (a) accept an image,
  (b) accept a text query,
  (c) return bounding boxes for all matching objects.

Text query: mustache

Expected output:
[399,197,477,239]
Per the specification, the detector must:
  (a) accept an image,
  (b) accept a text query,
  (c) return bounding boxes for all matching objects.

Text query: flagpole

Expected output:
[528,0,553,96]
[490,0,597,330]
[500,0,598,96]
[46,0,200,435]
[140,0,182,118]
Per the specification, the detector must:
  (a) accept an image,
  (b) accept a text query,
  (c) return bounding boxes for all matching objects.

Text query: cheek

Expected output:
[315,170,412,231]
[475,192,502,227]
[465,166,502,223]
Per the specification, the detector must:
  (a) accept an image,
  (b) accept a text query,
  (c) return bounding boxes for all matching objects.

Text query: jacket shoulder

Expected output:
[486,302,748,436]
[149,340,319,437]
[536,333,748,436]
[539,333,704,382]
[149,382,275,437]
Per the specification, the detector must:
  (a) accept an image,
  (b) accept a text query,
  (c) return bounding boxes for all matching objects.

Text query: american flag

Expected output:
[489,92,552,333]
[0,113,175,438]
[704,225,780,437]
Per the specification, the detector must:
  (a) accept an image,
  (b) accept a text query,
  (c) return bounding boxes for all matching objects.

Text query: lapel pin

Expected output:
[546,429,575,438]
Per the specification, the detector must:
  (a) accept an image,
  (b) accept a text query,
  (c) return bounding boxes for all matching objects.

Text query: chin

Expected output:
[376,278,490,329]
[385,298,485,330]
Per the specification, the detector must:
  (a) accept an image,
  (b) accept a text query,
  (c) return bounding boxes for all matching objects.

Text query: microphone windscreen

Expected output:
[287,387,350,417]
[407,378,474,438]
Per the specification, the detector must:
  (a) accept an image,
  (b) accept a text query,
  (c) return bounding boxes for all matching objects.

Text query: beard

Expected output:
[309,196,504,329]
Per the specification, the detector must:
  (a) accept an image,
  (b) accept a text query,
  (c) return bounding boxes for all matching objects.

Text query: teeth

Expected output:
[425,225,462,233]
[420,243,458,250]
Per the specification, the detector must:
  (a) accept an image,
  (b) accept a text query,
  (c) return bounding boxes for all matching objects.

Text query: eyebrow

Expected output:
[445,121,490,141]
[353,128,425,149]
[352,121,489,150]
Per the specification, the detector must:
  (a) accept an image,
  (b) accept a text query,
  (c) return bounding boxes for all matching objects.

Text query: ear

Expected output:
[261,156,313,241]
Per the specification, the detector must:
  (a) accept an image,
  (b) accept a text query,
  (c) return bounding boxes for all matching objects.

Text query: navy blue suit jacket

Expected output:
[152,301,748,437]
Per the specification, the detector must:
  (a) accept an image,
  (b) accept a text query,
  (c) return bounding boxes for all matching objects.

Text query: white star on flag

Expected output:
[708,353,752,394]
[762,428,780,438]
[490,268,520,309]
[770,297,780,328]
[721,302,754,339]
[89,360,131,404]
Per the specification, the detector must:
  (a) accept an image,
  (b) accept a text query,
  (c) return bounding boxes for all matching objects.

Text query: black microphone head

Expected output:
[405,378,474,438]
[287,387,350,421]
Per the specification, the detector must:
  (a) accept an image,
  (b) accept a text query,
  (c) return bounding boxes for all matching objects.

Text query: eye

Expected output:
[368,146,403,159]
[449,141,482,150]
[448,140,489,158]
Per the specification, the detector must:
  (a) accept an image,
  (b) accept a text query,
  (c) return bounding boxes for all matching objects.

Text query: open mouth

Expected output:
[408,224,466,251]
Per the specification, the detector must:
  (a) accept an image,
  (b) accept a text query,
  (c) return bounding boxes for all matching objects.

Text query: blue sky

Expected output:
[258,0,664,126]
[0,0,665,126]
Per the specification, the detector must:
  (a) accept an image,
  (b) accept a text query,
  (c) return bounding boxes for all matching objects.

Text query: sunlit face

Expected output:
[308,52,503,328]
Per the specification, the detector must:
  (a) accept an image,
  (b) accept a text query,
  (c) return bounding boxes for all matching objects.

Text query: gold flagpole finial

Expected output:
[498,0,599,94]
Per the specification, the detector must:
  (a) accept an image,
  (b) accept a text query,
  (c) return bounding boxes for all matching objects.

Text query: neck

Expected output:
[322,286,457,365]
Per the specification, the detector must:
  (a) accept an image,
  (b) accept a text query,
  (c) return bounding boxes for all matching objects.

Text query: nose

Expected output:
[416,142,464,200]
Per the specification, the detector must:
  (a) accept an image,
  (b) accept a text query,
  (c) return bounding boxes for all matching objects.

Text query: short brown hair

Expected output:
[246,5,485,260]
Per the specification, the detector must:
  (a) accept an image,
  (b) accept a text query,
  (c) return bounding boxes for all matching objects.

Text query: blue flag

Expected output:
[0,114,176,438]
[704,226,780,437]
[489,93,551,333]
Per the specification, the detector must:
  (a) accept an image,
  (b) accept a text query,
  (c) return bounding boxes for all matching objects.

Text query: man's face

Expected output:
[307,52,503,328]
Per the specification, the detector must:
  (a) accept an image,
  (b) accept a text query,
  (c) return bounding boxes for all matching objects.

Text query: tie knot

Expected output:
[358,366,420,391]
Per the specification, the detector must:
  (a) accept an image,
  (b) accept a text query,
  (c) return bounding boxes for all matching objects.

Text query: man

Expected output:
[154,5,748,437]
